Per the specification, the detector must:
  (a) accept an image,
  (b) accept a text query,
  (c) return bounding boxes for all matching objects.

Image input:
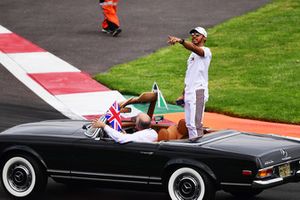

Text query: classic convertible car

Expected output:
[1,92,300,200]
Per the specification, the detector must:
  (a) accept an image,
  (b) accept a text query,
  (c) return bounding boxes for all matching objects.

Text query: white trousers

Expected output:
[184,88,208,139]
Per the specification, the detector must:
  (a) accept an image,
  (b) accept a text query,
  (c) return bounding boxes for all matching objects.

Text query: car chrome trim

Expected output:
[47,169,70,174]
[199,132,241,145]
[51,175,72,179]
[51,175,155,185]
[48,170,162,185]
[140,151,154,155]
[149,182,162,185]
[70,176,148,184]
[72,171,149,180]
[149,176,162,180]
[267,134,300,142]
[221,182,252,187]
[166,132,241,146]
[253,177,283,186]
[260,158,300,170]
[149,177,162,185]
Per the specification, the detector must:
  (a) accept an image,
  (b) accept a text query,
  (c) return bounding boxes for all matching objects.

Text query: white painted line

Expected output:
[0,51,84,120]
[55,91,125,116]
[0,25,141,120]
[0,25,12,34]
[55,91,141,117]
[7,52,80,73]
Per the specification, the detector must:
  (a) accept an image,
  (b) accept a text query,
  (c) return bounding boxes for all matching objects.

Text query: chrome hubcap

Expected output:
[174,173,201,200]
[7,163,32,192]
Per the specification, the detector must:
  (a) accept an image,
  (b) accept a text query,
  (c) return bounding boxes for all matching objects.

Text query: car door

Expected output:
[71,138,159,184]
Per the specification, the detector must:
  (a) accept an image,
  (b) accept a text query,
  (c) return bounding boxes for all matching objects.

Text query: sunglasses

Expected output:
[190,33,202,37]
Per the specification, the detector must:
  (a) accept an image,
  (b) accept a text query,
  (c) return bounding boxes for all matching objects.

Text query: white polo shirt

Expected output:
[184,47,212,98]
[104,125,158,144]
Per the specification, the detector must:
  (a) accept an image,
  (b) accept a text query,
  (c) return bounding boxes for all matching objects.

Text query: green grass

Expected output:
[94,0,300,124]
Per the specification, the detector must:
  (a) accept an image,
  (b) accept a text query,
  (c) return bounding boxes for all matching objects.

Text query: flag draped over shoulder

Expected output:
[105,101,122,132]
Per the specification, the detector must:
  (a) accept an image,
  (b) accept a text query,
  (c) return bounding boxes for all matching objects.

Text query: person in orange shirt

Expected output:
[99,0,122,37]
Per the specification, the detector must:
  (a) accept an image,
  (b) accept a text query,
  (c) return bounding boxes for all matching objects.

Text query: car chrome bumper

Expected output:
[253,177,283,188]
[222,170,300,190]
[253,170,300,188]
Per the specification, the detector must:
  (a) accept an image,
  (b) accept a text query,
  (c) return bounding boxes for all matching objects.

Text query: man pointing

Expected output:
[168,27,212,140]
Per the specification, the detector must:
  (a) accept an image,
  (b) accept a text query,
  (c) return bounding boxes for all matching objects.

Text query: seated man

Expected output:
[92,113,158,143]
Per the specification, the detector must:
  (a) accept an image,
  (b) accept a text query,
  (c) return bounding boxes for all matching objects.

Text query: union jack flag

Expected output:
[105,101,122,132]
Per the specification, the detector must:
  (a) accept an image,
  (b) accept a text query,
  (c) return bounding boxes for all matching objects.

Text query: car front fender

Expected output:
[0,145,47,169]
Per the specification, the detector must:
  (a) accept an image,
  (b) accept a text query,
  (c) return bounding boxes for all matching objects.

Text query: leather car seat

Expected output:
[157,119,188,141]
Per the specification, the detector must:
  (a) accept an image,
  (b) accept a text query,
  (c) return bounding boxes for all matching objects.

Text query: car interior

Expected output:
[119,92,215,141]
[84,91,214,141]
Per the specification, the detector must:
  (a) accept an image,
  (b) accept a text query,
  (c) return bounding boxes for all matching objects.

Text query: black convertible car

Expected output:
[1,92,300,200]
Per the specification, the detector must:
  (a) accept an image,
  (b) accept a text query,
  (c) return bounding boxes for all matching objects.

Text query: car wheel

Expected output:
[167,167,215,200]
[1,155,47,199]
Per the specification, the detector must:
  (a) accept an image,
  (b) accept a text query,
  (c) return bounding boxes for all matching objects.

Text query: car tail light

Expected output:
[242,170,252,176]
[256,167,274,178]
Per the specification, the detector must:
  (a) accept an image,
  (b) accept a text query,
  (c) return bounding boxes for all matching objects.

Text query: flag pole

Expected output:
[152,82,169,110]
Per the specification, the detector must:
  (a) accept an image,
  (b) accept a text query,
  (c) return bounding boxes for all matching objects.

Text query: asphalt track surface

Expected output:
[2,0,300,200]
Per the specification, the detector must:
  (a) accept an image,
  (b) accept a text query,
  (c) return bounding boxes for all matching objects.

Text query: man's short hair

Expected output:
[136,113,151,130]
[138,119,151,129]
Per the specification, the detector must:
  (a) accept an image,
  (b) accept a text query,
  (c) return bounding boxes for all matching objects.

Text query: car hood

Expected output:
[203,130,300,167]
[0,119,87,137]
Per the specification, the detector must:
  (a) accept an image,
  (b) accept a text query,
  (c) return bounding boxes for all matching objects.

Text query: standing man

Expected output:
[99,0,122,37]
[167,27,212,140]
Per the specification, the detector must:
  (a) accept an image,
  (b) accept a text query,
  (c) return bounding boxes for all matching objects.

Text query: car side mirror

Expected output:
[154,115,164,124]
[82,123,90,130]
